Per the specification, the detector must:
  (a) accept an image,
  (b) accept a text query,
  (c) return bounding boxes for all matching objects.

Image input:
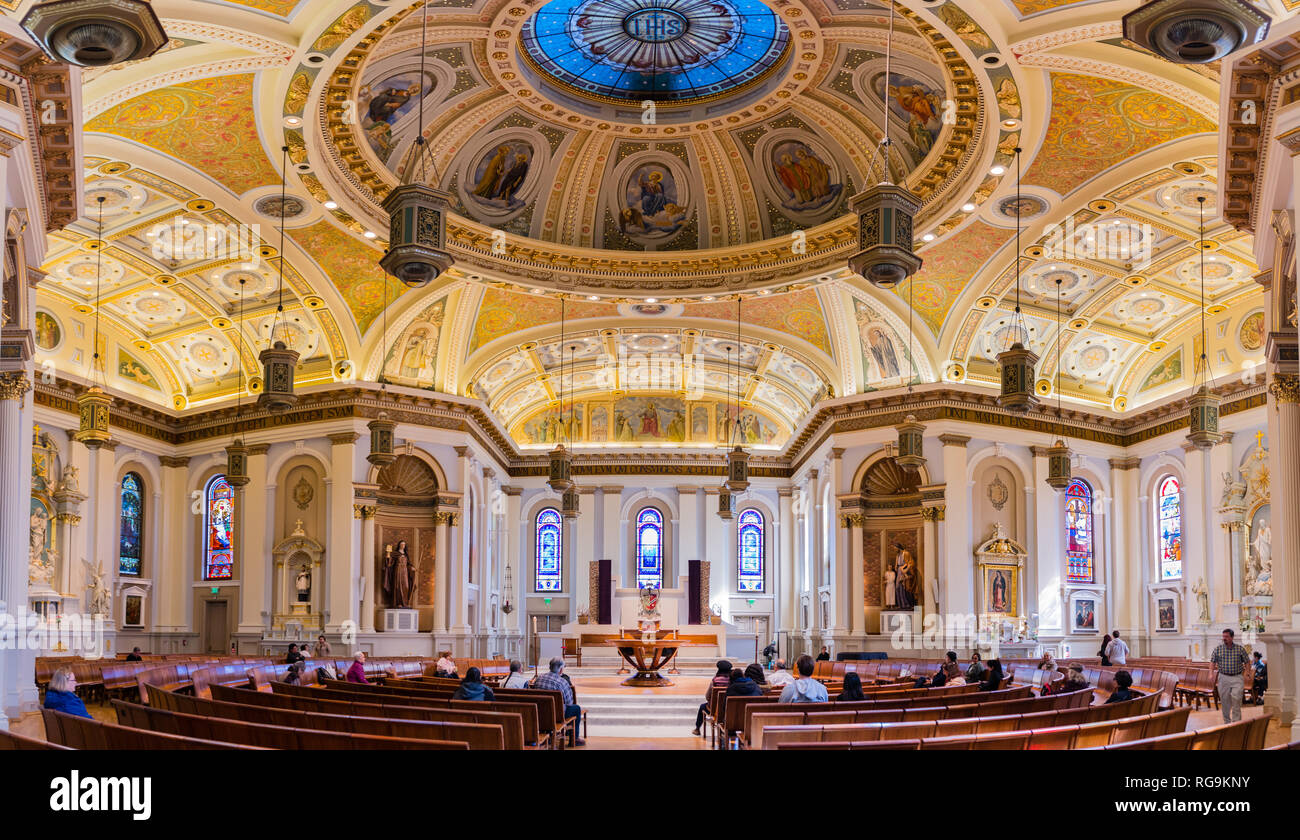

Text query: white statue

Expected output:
[295,567,311,603]
[1248,526,1273,596]
[58,465,80,494]
[1192,577,1211,625]
[84,558,110,617]
[883,565,897,608]
[1219,472,1245,509]
[1252,524,1272,573]
[28,547,55,587]
[30,508,47,564]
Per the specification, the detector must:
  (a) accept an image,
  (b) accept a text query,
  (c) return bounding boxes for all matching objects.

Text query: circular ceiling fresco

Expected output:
[518,0,790,105]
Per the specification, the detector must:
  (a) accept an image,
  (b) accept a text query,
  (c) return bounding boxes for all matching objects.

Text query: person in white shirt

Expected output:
[502,659,532,689]
[1105,631,1129,665]
[766,659,795,688]
[778,655,829,703]
[436,651,458,677]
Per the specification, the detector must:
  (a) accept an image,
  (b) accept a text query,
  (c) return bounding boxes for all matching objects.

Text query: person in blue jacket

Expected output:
[44,667,92,719]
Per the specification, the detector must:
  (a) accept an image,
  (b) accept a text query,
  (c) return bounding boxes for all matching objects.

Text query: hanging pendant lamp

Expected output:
[369,241,397,467]
[379,2,453,287]
[997,147,1039,414]
[894,254,925,476]
[848,6,922,289]
[548,297,574,492]
[258,144,299,413]
[725,298,750,492]
[224,274,251,488]
[1187,195,1221,450]
[75,195,113,450]
[1044,273,1072,493]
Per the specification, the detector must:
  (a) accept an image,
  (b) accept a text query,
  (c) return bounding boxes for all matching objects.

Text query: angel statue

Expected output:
[84,558,111,617]
[1191,577,1210,625]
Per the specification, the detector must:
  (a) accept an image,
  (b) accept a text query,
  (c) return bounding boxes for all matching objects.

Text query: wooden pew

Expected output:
[42,709,264,750]
[112,700,485,750]
[0,729,73,750]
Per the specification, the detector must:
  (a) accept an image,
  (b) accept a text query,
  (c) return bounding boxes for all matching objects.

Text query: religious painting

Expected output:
[1065,478,1095,584]
[28,496,55,588]
[357,72,433,163]
[1156,597,1177,632]
[118,349,160,390]
[1238,311,1265,352]
[690,405,709,440]
[871,70,944,156]
[853,298,909,386]
[468,141,533,212]
[1139,348,1182,392]
[620,163,688,239]
[769,140,842,213]
[124,594,143,627]
[1071,595,1097,632]
[34,309,62,351]
[613,396,686,442]
[983,566,1017,616]
[589,404,609,441]
[715,405,781,447]
[382,298,444,383]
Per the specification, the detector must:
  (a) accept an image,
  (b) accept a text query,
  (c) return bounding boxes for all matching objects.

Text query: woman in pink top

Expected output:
[346,651,369,684]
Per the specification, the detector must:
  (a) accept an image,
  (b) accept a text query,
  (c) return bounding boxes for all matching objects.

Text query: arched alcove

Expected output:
[373,454,439,632]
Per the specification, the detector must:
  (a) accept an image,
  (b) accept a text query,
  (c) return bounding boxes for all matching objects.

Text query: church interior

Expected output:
[1,0,1299,753]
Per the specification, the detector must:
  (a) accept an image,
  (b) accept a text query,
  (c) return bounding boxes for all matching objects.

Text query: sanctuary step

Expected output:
[579,693,702,737]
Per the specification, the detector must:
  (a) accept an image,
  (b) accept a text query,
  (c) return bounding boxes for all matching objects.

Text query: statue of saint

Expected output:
[1192,577,1210,625]
[295,567,311,603]
[892,543,917,610]
[383,541,416,609]
[84,558,110,617]
[30,508,47,564]
[883,565,896,609]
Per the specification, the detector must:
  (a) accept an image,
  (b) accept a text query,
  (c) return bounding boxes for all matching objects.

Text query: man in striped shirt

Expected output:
[1210,628,1249,724]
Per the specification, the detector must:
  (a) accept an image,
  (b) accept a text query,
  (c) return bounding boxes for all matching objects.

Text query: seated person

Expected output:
[940,651,963,684]
[726,667,763,697]
[1252,652,1268,705]
[283,662,302,685]
[502,659,532,689]
[1037,650,1058,674]
[43,667,92,719]
[1060,663,1090,694]
[979,660,1004,692]
[125,647,143,662]
[435,651,458,678]
[836,671,866,702]
[694,660,733,735]
[767,659,795,688]
[535,657,584,747]
[1104,669,1143,704]
[778,655,829,703]
[815,646,831,662]
[284,643,304,665]
[451,667,495,701]
[346,651,370,684]
[966,653,988,684]
[744,663,767,689]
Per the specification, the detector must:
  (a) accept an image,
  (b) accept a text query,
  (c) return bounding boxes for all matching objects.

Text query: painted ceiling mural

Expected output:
[37,0,1263,444]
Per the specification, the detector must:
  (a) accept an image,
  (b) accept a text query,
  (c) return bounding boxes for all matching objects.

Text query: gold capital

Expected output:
[1268,374,1300,404]
[0,372,31,402]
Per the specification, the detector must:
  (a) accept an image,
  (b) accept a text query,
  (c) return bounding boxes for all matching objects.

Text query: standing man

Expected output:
[1210,628,1249,723]
[1105,630,1129,665]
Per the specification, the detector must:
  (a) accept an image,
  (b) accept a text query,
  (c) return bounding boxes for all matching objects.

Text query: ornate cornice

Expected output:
[158,455,190,468]
[353,503,377,519]
[1108,456,1142,471]
[0,372,31,402]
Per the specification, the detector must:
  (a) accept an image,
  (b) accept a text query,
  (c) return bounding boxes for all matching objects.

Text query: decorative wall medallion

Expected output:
[987,475,1008,511]
[293,476,314,509]
[254,194,308,220]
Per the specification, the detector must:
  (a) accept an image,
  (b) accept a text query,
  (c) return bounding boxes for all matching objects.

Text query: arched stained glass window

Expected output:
[738,508,764,592]
[1065,478,1094,584]
[119,472,143,576]
[204,475,235,581]
[535,507,562,592]
[636,507,664,589]
[1157,476,1182,581]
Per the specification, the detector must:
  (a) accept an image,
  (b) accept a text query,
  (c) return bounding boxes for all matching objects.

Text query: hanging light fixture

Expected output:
[847,5,922,289]
[501,561,514,616]
[22,0,168,67]
[725,298,750,492]
[548,297,573,492]
[379,1,453,287]
[75,195,113,450]
[1187,194,1222,450]
[1045,272,1072,493]
[258,144,299,413]
[225,274,251,488]
[997,147,1039,414]
[368,249,396,467]
[561,307,581,519]
[895,250,926,475]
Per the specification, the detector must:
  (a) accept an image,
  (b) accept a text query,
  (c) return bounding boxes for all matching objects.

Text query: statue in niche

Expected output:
[1192,577,1211,625]
[383,540,416,609]
[84,558,110,617]
[1219,472,1246,510]
[29,507,47,567]
[295,566,311,603]
[58,465,79,494]
[892,542,918,610]
[883,565,896,609]
[1248,525,1273,596]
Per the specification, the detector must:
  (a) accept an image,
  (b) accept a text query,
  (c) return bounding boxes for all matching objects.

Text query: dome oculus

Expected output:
[519,0,790,104]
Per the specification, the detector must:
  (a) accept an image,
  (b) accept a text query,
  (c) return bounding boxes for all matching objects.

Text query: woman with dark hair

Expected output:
[727,667,763,697]
[285,643,303,665]
[836,671,867,702]
[1105,669,1143,704]
[451,666,495,701]
[1098,632,1112,666]
[693,659,734,735]
[979,659,1004,692]
[744,663,767,687]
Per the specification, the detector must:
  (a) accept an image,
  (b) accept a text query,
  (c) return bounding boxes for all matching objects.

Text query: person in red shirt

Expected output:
[346,651,369,684]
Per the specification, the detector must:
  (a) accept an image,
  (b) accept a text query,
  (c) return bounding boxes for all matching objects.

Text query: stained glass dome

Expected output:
[519,0,791,104]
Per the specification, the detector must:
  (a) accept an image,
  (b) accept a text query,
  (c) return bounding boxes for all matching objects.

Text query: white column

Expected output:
[357,504,377,633]
[940,435,973,617]
[237,445,269,634]
[0,373,33,722]
[325,433,358,632]
[1182,441,1212,623]
[676,484,699,571]
[1209,434,1236,620]
[778,487,795,637]
[1030,446,1063,633]
[156,456,190,633]
[921,505,941,619]
[829,456,849,637]
[575,488,596,620]
[703,487,725,605]
[502,487,522,630]
[847,514,864,635]
[434,514,450,631]
[601,485,622,578]
[1109,457,1142,641]
[89,443,117,624]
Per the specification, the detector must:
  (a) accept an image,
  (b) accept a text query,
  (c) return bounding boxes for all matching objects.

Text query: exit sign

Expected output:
[210,587,219,594]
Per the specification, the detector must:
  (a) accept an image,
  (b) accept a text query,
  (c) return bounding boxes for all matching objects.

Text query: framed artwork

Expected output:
[1156,596,1178,633]
[981,565,1017,615]
[123,594,143,627]
[1070,594,1098,633]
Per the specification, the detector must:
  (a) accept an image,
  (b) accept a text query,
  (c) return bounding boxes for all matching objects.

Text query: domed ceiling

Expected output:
[31,0,1277,447]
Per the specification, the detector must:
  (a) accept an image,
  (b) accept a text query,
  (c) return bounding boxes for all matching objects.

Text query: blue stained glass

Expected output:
[1065,478,1094,584]
[636,507,663,589]
[1158,476,1182,581]
[118,472,143,576]
[519,0,791,104]
[535,508,563,592]
[737,508,764,592]
[204,475,235,581]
